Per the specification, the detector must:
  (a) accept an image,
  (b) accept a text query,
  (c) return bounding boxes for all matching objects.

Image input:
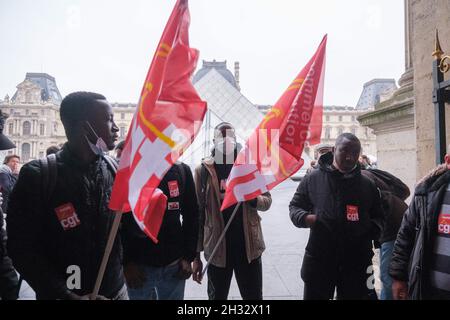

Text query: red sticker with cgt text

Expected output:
[55,203,81,231]
[346,205,359,222]
[438,213,450,235]
[168,180,180,198]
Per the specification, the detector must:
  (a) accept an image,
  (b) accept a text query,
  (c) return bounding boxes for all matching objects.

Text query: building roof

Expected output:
[12,73,62,104]
[193,60,239,89]
[356,79,397,110]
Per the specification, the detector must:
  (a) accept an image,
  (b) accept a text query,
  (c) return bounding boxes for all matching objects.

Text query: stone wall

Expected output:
[411,0,450,179]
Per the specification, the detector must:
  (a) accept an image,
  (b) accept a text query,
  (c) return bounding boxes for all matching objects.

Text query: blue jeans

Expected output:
[380,241,395,300]
[127,263,185,300]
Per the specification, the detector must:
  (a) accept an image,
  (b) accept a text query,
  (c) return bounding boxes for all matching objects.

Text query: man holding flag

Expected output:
[193,122,272,300]
[7,91,127,300]
[197,36,328,299]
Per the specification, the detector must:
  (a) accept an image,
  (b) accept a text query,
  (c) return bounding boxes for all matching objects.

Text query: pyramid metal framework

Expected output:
[181,63,311,176]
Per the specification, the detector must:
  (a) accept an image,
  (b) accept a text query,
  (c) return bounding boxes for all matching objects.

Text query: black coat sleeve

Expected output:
[181,164,199,262]
[289,174,313,228]
[389,196,418,282]
[6,163,72,299]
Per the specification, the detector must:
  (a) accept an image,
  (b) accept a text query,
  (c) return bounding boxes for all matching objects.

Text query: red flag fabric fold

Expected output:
[221,35,327,211]
[109,0,207,242]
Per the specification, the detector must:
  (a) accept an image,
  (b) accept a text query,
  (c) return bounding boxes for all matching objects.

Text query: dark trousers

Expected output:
[303,269,375,300]
[0,255,19,300]
[207,257,262,300]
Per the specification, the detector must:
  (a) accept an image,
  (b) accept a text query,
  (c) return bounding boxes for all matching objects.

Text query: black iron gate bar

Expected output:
[432,30,450,165]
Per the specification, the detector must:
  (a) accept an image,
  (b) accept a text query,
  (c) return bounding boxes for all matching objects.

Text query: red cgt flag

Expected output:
[109,0,207,242]
[221,36,327,211]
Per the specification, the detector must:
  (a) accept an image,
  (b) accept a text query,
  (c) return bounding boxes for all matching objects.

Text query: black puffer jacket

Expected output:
[389,165,450,300]
[289,152,384,282]
[362,169,410,244]
[7,144,125,299]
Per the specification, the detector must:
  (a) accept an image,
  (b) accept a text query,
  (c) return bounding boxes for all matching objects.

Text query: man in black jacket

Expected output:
[390,151,450,300]
[121,162,198,300]
[0,154,20,214]
[289,133,384,300]
[7,91,126,300]
[0,110,19,300]
[361,167,409,300]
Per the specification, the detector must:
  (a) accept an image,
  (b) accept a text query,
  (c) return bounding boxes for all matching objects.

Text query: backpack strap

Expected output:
[103,155,118,176]
[39,154,58,203]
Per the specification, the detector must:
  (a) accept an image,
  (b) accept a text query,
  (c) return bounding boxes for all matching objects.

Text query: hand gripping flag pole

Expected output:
[201,202,242,277]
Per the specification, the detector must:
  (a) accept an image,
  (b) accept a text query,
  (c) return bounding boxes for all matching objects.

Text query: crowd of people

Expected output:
[0,91,449,300]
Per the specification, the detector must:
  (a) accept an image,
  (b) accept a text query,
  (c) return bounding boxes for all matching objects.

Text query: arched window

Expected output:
[23,121,31,135]
[21,143,31,162]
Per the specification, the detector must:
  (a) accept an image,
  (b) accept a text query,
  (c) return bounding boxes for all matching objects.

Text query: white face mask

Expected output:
[216,138,236,156]
[84,121,108,155]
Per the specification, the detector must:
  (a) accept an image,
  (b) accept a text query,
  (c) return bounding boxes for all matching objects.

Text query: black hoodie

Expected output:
[289,152,384,280]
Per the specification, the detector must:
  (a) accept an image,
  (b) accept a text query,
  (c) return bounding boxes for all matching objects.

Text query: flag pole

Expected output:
[201,201,242,277]
[90,211,123,300]
[90,155,121,300]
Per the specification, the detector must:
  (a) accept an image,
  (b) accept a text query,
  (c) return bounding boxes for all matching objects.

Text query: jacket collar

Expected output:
[202,156,215,167]
[415,165,450,195]
[201,156,225,206]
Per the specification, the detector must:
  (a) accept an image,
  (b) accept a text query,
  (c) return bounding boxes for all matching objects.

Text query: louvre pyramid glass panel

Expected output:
[181,67,312,176]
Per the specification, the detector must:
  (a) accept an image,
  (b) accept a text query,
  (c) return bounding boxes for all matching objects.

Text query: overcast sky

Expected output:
[0,0,405,107]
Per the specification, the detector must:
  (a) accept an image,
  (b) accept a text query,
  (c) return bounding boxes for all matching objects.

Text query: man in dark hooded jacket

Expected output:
[289,133,384,300]
[390,149,450,300]
[7,92,126,300]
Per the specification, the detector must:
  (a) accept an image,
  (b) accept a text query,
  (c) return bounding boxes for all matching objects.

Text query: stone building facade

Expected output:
[318,105,377,160]
[359,0,450,195]
[0,73,136,163]
[0,73,66,162]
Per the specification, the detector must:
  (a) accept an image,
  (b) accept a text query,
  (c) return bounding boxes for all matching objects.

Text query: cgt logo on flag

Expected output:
[108,0,206,243]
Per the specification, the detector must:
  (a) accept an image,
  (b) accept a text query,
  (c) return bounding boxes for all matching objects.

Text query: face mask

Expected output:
[84,121,108,156]
[216,138,236,156]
